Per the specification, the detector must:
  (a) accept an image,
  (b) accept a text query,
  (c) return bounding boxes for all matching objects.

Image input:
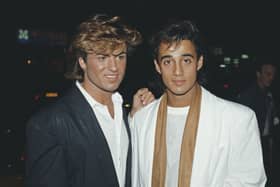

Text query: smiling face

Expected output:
[79,43,127,97]
[154,40,203,103]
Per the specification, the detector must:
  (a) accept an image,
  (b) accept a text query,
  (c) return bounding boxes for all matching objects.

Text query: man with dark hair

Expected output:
[237,58,278,186]
[25,14,154,187]
[131,19,266,186]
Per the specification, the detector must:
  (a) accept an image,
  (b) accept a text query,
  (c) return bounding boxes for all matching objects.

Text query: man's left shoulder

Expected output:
[203,88,255,117]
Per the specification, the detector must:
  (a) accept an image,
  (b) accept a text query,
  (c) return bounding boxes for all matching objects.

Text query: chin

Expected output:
[108,86,120,92]
[169,90,188,96]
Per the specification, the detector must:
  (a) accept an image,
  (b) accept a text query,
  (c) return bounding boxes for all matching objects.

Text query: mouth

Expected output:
[173,80,185,86]
[105,74,119,80]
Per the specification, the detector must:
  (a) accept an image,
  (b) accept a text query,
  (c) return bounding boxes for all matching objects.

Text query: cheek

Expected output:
[87,64,100,74]
[119,62,127,72]
[186,66,197,77]
[87,61,101,70]
[161,72,172,84]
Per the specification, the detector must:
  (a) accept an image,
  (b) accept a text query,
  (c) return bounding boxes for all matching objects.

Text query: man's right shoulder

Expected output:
[26,97,71,130]
[131,99,159,133]
[135,98,160,117]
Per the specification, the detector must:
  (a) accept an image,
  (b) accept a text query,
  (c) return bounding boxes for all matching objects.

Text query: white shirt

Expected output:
[76,81,128,187]
[131,87,266,187]
[166,106,189,187]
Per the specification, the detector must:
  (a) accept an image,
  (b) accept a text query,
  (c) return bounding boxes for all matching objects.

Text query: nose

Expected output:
[108,57,118,71]
[174,61,183,76]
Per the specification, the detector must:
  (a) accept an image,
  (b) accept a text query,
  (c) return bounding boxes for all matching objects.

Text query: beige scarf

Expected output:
[151,84,202,187]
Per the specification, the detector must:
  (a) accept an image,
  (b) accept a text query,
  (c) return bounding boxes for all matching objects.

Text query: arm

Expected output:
[25,116,68,187]
[224,110,266,187]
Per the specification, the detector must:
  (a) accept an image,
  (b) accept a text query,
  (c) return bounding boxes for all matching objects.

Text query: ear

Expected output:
[154,59,161,74]
[78,57,87,71]
[197,56,204,71]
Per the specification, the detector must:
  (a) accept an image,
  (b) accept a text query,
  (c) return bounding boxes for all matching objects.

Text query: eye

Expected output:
[162,59,171,65]
[97,55,106,61]
[117,54,127,60]
[183,58,192,64]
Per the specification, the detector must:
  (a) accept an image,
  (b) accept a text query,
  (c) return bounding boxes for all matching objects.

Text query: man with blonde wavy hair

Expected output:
[25,14,154,187]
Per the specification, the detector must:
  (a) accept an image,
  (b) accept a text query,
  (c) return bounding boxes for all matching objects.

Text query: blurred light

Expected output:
[219,64,226,68]
[124,103,131,108]
[27,59,32,64]
[223,84,229,89]
[20,154,25,161]
[7,164,12,168]
[34,94,41,101]
[4,129,12,134]
[45,92,58,97]
[241,54,249,59]
[213,47,223,55]
[224,57,231,64]
[18,29,68,47]
[18,29,29,41]
[232,58,240,64]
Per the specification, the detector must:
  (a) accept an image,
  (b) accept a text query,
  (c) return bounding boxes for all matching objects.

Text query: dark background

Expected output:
[1,1,279,185]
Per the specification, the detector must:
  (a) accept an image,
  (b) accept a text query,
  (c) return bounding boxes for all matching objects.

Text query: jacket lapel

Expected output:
[123,108,132,187]
[65,85,119,186]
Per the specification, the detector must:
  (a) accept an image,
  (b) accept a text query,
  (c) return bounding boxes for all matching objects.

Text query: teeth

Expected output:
[106,75,117,79]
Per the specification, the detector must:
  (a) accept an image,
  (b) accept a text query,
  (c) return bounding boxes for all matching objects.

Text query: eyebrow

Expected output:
[96,53,109,57]
[113,51,127,57]
[160,54,194,61]
[95,51,127,57]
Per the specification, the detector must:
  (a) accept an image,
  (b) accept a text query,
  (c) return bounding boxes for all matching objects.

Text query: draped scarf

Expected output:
[151,84,202,187]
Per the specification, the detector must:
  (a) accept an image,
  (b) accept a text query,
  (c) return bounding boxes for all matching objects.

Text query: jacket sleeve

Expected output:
[25,115,68,187]
[223,110,267,187]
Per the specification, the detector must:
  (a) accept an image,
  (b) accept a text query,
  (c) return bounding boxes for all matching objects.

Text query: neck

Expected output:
[166,84,198,107]
[81,82,113,105]
[256,81,268,93]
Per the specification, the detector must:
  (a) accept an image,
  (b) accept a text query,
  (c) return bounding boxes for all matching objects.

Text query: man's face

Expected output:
[154,40,203,96]
[257,64,276,89]
[79,44,127,94]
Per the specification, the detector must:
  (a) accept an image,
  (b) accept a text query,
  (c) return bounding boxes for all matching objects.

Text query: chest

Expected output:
[138,110,231,186]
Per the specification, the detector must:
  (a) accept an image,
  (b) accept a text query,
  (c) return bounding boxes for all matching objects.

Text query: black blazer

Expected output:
[25,85,132,187]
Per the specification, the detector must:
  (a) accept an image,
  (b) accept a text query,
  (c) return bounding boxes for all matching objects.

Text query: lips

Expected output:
[173,80,185,86]
[105,74,119,80]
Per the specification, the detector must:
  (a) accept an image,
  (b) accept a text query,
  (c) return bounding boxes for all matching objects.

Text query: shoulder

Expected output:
[134,98,161,118]
[26,94,74,136]
[202,88,259,140]
[202,87,256,120]
[131,98,161,131]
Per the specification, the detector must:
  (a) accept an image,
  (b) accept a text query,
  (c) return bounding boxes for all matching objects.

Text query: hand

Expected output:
[130,88,155,117]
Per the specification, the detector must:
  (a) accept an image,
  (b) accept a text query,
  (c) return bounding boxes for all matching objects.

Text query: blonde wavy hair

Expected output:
[65,14,142,81]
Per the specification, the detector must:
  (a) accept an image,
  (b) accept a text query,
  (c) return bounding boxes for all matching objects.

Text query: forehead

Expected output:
[261,64,276,73]
[93,41,127,54]
[158,40,196,56]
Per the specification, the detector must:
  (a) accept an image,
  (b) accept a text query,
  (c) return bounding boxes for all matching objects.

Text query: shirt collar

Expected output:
[76,80,123,107]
